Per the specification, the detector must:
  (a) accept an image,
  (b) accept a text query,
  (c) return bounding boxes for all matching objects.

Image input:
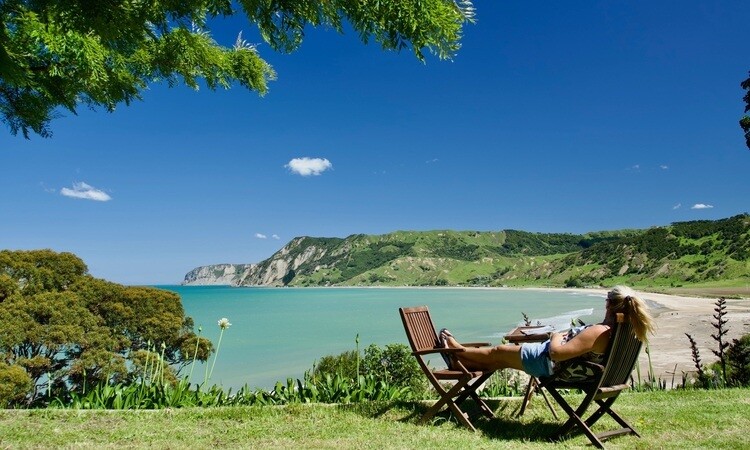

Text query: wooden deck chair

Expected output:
[399,305,496,431]
[538,313,643,448]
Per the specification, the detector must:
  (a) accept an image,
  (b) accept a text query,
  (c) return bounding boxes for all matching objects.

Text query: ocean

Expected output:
[157,286,607,391]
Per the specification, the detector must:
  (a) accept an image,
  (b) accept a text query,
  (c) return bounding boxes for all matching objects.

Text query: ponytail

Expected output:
[607,286,655,342]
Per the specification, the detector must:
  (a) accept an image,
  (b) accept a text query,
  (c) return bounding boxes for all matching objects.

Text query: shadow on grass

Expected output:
[341,398,563,443]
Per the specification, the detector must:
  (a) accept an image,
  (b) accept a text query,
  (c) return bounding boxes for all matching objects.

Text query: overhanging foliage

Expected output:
[0,0,474,138]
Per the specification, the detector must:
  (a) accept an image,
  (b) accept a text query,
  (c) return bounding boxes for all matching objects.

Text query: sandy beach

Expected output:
[564,288,750,384]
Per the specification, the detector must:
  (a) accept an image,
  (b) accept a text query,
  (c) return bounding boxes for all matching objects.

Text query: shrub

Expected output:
[726,334,750,386]
[362,343,427,397]
[311,343,427,398]
[564,276,583,288]
[0,362,33,407]
[312,350,359,380]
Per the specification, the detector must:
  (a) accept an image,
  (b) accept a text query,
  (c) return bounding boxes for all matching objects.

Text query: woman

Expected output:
[441,285,655,378]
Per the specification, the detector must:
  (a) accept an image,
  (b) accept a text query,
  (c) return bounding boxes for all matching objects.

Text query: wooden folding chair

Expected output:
[399,305,496,431]
[538,313,643,448]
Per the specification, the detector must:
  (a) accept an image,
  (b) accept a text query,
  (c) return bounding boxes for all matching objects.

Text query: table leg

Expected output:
[517,377,559,419]
[517,376,535,416]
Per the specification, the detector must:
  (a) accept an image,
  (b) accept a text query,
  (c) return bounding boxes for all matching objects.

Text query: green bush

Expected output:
[726,334,750,386]
[362,343,426,397]
[312,343,427,398]
[0,362,33,407]
[312,350,359,380]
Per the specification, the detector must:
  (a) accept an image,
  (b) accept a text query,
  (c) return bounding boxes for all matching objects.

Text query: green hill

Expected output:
[221,214,749,290]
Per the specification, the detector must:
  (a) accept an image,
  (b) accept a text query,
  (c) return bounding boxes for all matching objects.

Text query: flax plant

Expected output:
[686,332,705,385]
[711,297,730,381]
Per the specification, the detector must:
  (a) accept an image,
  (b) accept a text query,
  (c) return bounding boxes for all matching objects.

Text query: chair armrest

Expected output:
[412,347,466,357]
[412,347,475,375]
[461,342,491,348]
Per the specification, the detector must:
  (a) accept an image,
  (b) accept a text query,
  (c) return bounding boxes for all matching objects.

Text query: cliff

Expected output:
[182,263,256,286]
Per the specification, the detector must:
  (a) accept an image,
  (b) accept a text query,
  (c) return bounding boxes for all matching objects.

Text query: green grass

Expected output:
[2,389,749,449]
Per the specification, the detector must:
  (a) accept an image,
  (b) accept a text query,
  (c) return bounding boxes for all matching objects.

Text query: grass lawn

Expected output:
[1,389,749,449]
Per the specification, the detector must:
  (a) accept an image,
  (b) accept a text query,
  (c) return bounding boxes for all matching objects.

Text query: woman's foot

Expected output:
[440,329,463,349]
[438,328,461,369]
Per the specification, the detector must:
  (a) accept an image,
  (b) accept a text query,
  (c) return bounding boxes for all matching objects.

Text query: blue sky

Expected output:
[2,1,749,285]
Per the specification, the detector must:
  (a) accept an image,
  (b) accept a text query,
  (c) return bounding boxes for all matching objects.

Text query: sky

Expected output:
[2,1,749,285]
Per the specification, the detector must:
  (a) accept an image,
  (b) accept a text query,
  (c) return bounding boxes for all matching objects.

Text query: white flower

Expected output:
[218,318,232,330]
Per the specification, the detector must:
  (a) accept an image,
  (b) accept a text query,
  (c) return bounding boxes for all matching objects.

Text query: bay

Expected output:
[158,286,606,391]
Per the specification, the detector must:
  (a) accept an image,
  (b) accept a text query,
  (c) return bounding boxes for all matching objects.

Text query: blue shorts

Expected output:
[521,341,554,378]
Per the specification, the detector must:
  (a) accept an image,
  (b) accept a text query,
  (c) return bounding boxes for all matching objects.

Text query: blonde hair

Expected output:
[606,285,655,342]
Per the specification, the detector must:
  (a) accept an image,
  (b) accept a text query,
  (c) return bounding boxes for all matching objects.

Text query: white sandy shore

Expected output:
[543,287,750,383]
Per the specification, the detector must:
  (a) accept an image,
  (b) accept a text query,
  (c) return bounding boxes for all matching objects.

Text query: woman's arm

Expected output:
[548,325,610,362]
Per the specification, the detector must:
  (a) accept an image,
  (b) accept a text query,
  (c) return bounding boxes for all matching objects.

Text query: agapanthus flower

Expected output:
[218,318,232,330]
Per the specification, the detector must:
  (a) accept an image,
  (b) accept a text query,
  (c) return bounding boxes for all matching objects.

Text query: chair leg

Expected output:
[467,390,495,419]
[546,387,594,437]
[419,384,459,424]
[545,387,605,449]
[584,397,617,428]
[446,397,477,432]
[587,398,640,439]
[420,377,476,430]
[454,372,495,419]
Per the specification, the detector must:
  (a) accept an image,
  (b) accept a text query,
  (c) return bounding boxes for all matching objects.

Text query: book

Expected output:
[520,325,555,335]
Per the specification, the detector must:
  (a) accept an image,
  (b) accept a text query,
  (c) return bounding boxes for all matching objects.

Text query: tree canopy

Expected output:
[741,71,750,149]
[0,249,211,406]
[0,0,474,138]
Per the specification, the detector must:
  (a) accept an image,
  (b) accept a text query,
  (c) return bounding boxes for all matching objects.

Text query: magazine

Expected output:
[519,325,555,335]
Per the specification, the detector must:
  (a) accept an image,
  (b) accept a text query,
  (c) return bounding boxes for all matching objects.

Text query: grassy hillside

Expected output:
[554,214,750,290]
[274,214,750,291]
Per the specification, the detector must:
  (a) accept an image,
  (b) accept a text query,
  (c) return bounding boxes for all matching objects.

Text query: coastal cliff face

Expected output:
[236,237,340,286]
[182,237,342,286]
[182,264,255,286]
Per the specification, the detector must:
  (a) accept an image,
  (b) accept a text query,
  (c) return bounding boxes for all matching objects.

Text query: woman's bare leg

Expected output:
[445,335,525,372]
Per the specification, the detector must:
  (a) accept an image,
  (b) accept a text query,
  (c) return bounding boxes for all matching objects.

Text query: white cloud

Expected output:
[426,158,439,164]
[272,234,280,240]
[60,182,111,202]
[285,157,332,176]
[673,203,682,210]
[255,233,267,239]
[660,165,669,170]
[691,203,714,210]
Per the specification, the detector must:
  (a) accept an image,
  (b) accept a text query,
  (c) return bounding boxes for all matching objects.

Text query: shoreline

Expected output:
[175,284,750,382]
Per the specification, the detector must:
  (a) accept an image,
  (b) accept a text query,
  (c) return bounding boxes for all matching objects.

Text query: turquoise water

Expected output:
[158,286,607,391]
